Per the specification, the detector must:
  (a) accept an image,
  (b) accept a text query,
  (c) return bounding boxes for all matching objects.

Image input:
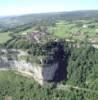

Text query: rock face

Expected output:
[0,41,66,85]
[25,63,59,85]
[42,63,58,81]
[0,48,59,85]
[13,61,59,85]
[0,59,59,85]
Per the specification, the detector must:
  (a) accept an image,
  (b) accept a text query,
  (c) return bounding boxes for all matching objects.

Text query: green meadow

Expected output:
[0,32,11,44]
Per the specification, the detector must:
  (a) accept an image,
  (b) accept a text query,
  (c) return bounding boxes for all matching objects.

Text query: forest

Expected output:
[0,38,98,100]
[0,10,98,100]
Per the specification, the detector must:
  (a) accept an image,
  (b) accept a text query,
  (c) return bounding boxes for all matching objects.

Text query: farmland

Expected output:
[0,32,12,44]
[52,20,98,40]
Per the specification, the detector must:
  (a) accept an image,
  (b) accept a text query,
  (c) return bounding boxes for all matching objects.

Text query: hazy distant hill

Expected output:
[0,10,98,31]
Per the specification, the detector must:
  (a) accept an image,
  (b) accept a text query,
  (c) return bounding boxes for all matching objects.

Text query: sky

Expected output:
[0,0,98,16]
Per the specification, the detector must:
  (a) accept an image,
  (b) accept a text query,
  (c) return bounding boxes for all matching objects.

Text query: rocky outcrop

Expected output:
[0,58,59,85]
[13,60,58,85]
[0,48,59,85]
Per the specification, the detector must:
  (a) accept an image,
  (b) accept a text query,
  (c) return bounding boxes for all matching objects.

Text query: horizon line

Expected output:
[0,9,98,17]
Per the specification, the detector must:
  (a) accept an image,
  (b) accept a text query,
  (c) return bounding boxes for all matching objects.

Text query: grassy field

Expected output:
[0,32,11,44]
[52,20,98,40]
[18,28,34,35]
[52,21,72,38]
[0,27,33,44]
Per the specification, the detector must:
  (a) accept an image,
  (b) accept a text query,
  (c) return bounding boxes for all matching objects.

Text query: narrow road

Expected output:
[57,84,98,94]
[0,68,98,93]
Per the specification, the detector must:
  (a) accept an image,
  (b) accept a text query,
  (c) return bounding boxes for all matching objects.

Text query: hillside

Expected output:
[0,10,98,100]
[0,10,98,32]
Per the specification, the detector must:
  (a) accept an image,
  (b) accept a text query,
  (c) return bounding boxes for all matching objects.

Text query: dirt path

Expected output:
[0,68,98,91]
[0,68,44,85]
[57,84,98,94]
[0,68,10,71]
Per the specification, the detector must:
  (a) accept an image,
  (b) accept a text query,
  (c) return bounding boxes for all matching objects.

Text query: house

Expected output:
[27,31,45,43]
[82,24,88,28]
[95,29,98,32]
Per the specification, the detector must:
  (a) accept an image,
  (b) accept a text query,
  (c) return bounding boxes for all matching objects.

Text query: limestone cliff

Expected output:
[13,60,59,85]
